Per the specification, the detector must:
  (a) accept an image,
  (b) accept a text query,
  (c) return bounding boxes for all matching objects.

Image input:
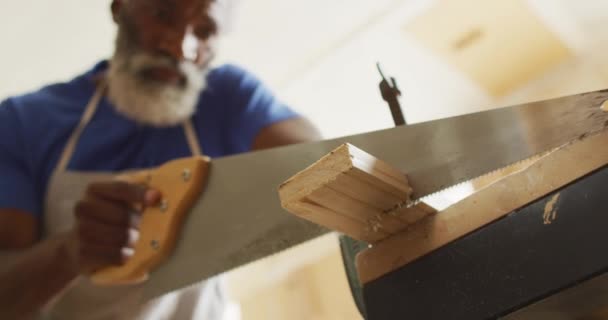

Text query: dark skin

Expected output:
[0,0,320,318]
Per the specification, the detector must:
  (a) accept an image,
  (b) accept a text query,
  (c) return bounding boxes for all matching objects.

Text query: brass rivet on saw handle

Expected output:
[182,169,192,182]
[160,199,169,212]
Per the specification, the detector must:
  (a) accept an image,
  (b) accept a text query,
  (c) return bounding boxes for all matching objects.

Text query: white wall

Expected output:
[0,1,115,97]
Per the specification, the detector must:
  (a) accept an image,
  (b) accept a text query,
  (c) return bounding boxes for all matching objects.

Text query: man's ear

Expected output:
[111,0,123,23]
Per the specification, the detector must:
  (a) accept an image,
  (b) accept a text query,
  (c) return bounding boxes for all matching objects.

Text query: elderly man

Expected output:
[0,0,320,319]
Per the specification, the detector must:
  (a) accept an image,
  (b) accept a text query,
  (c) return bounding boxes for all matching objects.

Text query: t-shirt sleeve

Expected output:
[0,99,40,218]
[223,65,300,152]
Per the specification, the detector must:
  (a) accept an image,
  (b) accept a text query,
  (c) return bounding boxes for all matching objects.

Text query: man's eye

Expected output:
[195,19,217,40]
[154,8,170,21]
[195,27,212,40]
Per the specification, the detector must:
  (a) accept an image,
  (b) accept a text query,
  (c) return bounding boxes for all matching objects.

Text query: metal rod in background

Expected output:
[377,62,406,126]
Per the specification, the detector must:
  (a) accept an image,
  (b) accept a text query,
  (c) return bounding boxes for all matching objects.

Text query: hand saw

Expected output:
[91,89,608,299]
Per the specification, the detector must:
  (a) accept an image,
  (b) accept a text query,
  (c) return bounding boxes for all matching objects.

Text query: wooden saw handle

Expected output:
[90,156,211,286]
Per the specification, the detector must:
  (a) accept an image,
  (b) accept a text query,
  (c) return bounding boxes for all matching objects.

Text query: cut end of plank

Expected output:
[279,143,423,243]
[279,143,356,205]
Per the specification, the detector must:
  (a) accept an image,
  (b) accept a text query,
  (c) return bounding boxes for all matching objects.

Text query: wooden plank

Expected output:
[326,173,405,210]
[306,187,408,234]
[279,143,414,243]
[284,201,388,243]
[387,202,436,225]
[356,129,608,284]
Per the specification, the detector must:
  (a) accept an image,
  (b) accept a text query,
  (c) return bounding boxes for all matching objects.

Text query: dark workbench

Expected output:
[363,165,608,319]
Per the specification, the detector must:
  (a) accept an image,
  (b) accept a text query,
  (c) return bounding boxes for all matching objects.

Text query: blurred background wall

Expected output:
[2,0,608,319]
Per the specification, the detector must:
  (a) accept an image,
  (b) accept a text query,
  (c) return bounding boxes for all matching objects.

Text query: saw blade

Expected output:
[142,89,608,299]
[421,149,552,211]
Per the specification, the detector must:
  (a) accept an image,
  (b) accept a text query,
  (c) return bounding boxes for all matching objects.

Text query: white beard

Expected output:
[106,53,206,127]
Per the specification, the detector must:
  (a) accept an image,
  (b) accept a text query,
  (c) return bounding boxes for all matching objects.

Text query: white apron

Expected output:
[39,84,228,320]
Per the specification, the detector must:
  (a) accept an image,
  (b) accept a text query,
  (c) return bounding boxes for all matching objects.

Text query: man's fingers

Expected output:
[144,189,161,206]
[75,197,135,227]
[87,181,160,206]
[77,219,139,247]
[79,242,131,267]
[72,181,161,274]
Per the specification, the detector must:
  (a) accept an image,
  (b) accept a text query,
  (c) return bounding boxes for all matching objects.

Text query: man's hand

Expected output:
[69,181,161,274]
[0,182,160,318]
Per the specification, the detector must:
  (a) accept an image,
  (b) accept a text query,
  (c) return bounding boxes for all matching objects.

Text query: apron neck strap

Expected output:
[183,119,202,156]
[55,82,107,173]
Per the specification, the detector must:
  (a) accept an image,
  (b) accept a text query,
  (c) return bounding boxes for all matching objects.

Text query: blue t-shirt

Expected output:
[0,61,298,219]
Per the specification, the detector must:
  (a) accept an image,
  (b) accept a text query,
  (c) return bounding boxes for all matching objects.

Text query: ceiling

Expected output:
[2,0,608,138]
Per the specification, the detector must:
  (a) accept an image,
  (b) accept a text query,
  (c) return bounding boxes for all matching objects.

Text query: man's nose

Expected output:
[145,27,200,63]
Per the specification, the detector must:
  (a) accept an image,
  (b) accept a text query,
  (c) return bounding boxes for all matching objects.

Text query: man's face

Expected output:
[106,0,217,126]
[118,0,216,81]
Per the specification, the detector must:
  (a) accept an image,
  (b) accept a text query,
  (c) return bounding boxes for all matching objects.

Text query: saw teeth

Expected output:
[413,128,607,210]
[417,125,608,207]
[395,147,560,211]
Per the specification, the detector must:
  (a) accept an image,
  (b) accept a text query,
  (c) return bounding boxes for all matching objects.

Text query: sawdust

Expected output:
[543,193,560,225]
[366,215,384,233]
[601,100,608,112]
